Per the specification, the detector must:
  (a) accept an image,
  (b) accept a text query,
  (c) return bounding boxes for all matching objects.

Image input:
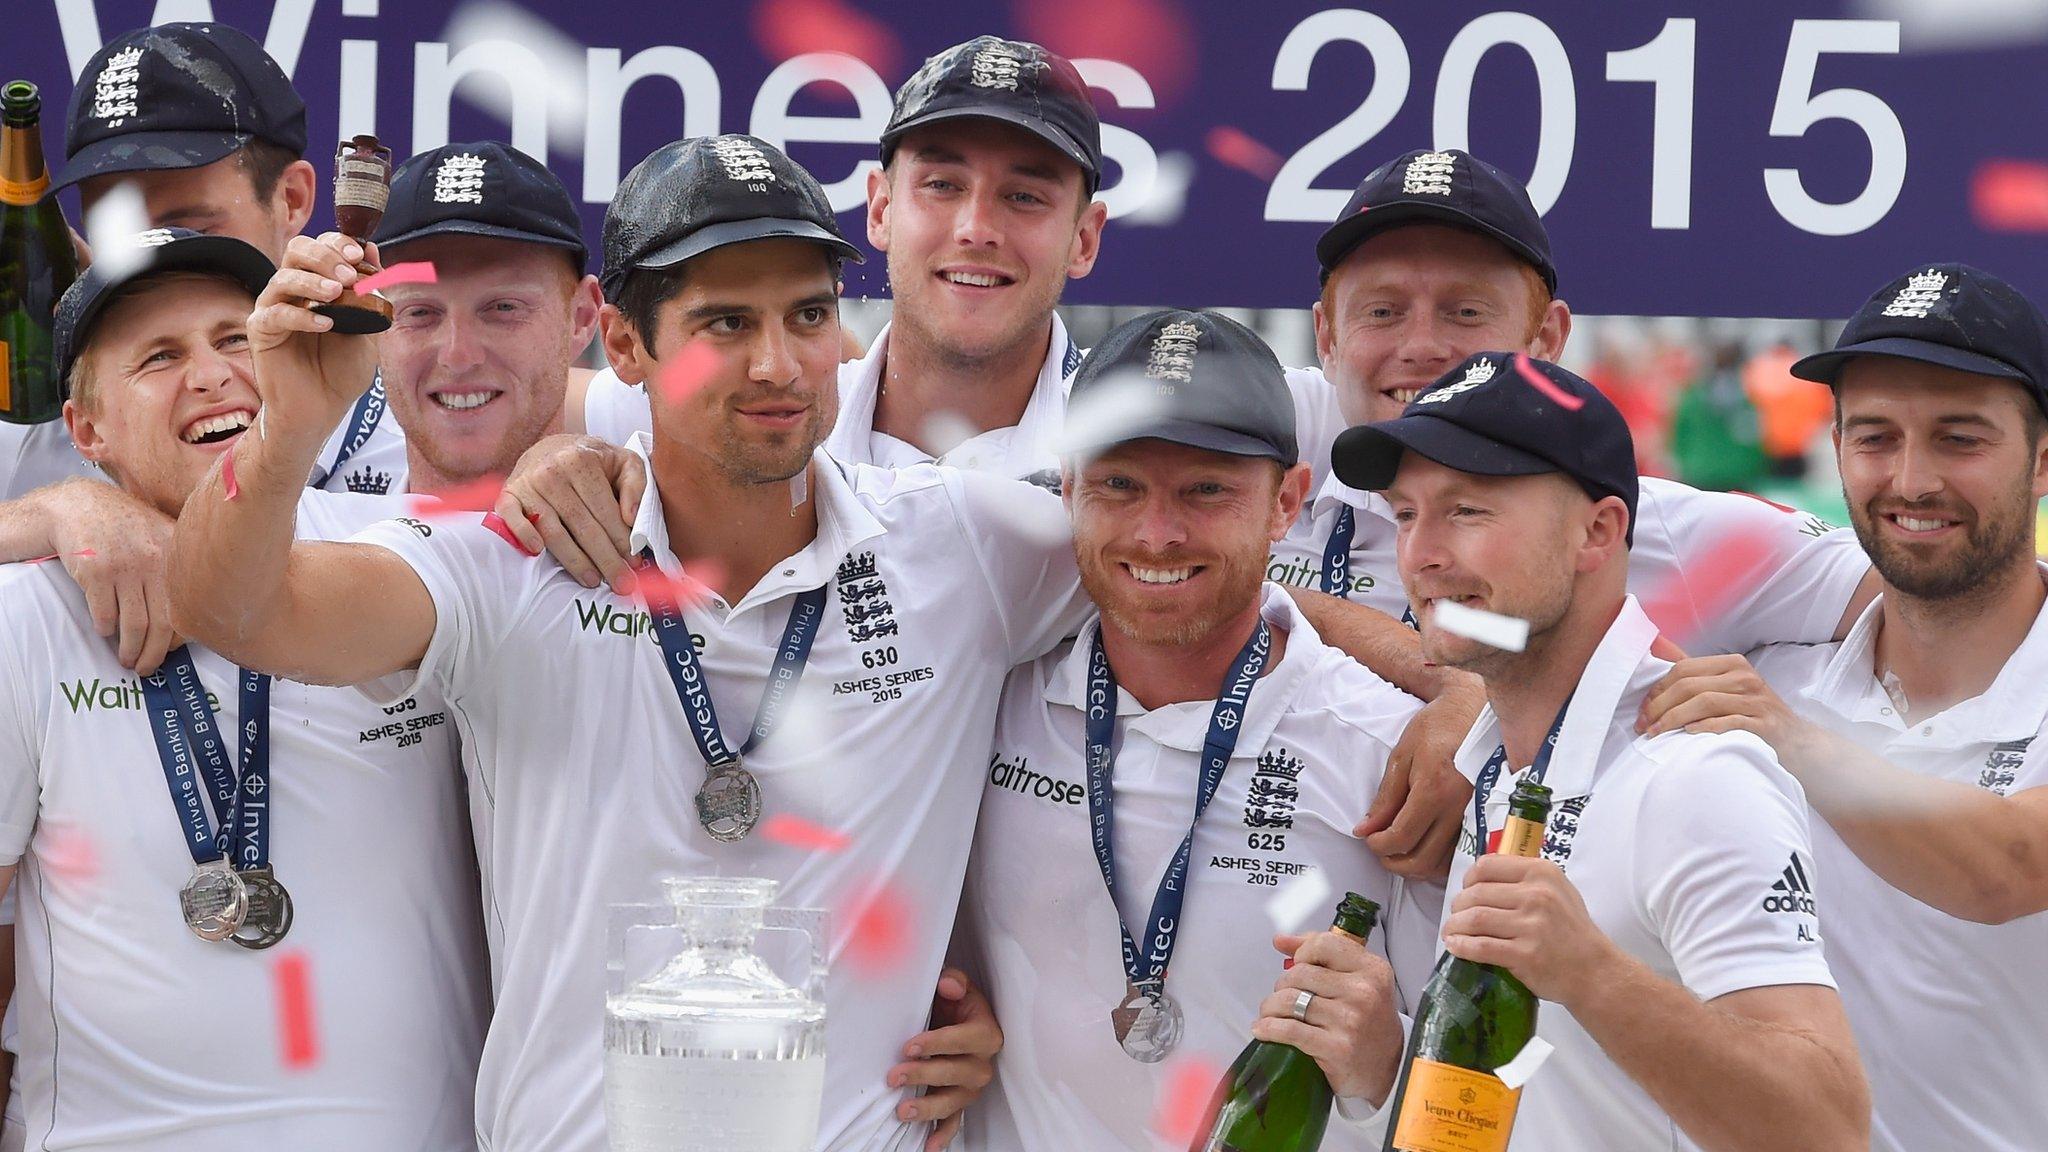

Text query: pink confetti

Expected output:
[1636,529,1778,649]
[222,442,240,500]
[38,822,100,889]
[1205,126,1283,182]
[1021,0,1195,107]
[1152,1055,1227,1145]
[652,341,722,408]
[408,474,506,518]
[352,261,438,294]
[273,950,321,1070]
[480,512,538,556]
[761,813,851,853]
[1973,160,2048,233]
[751,0,903,77]
[627,563,718,614]
[838,881,914,979]
[23,551,93,565]
[1513,352,1585,411]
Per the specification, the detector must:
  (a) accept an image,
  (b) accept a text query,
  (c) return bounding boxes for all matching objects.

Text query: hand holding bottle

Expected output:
[1250,928,1406,1105]
[247,231,383,427]
[1441,853,1620,1006]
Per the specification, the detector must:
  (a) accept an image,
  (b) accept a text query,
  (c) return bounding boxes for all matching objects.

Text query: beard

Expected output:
[711,400,828,486]
[1850,485,2036,602]
[889,257,1067,372]
[1416,565,1576,683]
[1079,547,1265,650]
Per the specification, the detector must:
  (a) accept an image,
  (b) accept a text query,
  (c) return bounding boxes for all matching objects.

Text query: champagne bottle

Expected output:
[1190,892,1382,1152]
[1381,779,1553,1152]
[0,80,79,426]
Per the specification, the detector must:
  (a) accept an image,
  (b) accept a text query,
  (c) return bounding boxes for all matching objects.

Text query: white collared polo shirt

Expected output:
[0,489,485,1152]
[1267,445,1870,657]
[1441,597,1835,1152]
[1751,576,2048,1152]
[959,583,1439,1152]
[350,439,1089,1152]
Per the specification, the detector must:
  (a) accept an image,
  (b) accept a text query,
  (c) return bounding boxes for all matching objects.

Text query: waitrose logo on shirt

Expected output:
[571,598,704,650]
[61,677,219,714]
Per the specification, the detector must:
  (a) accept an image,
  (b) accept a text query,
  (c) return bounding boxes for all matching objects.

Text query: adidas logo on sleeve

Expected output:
[1762,852,1817,915]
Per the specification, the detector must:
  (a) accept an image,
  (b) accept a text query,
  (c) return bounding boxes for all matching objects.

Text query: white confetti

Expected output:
[1493,1034,1554,1090]
[442,1,589,157]
[1432,600,1530,653]
[81,183,151,280]
[1265,869,1332,935]
[920,410,976,458]
[1054,370,1176,460]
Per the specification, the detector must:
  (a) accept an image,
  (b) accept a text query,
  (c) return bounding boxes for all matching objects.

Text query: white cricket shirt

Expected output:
[0,489,486,1151]
[1751,575,2048,1152]
[959,584,1439,1151]
[1438,597,1836,1151]
[352,438,1089,1152]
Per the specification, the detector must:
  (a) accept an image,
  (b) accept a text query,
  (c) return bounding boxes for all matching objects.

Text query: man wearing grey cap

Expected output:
[956,309,1434,1150]
[1642,264,2048,1152]
[168,135,1094,1152]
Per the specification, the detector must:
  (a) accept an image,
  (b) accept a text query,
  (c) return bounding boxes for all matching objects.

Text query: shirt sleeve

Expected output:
[943,469,1090,664]
[1631,732,1836,1002]
[584,367,655,447]
[345,514,536,708]
[1632,480,1868,655]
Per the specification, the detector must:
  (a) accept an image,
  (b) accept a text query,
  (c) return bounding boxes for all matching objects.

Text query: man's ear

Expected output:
[64,392,110,473]
[274,159,319,240]
[1065,199,1108,280]
[1577,493,1631,574]
[1529,298,1572,362]
[568,275,604,351]
[866,165,893,252]
[598,304,653,386]
[1273,462,1313,541]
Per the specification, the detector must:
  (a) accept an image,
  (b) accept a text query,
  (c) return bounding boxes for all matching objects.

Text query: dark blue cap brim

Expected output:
[50,130,251,194]
[1332,416,1558,491]
[1790,337,2033,388]
[632,217,864,277]
[376,220,588,268]
[1316,201,1556,293]
[881,106,1099,188]
[1069,418,1292,465]
[56,234,276,380]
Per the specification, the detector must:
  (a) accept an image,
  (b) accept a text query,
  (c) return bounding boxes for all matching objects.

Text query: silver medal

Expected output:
[179,861,248,942]
[1112,985,1184,1063]
[695,760,762,843]
[230,867,295,950]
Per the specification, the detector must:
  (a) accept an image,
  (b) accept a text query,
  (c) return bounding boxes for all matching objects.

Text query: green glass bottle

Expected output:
[1381,779,1553,1152]
[0,80,79,426]
[1190,892,1382,1152]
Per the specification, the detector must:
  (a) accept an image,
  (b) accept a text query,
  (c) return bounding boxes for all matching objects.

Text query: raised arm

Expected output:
[168,233,434,687]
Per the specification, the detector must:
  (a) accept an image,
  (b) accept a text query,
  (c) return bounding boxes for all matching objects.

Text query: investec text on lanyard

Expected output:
[1084,618,1271,1063]
[139,647,292,948]
[1471,697,1572,856]
[640,549,829,843]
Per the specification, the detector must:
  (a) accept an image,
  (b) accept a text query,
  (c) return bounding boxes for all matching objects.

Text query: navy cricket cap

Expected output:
[1332,352,1637,544]
[1066,309,1297,465]
[1316,149,1557,293]
[52,227,275,385]
[1791,263,2048,415]
[376,142,588,269]
[600,135,862,302]
[881,36,1102,194]
[52,23,307,194]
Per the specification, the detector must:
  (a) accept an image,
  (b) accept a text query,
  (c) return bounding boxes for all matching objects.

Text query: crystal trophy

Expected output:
[603,877,828,1152]
[313,133,394,334]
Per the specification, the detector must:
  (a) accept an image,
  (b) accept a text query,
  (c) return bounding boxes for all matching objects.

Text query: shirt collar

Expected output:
[1452,596,1665,801]
[822,316,1077,476]
[1310,469,1393,524]
[1044,583,1324,754]
[625,433,886,610]
[1803,565,2048,746]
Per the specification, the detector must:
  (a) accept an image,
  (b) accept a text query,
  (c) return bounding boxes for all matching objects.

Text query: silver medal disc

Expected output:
[1112,987,1184,1063]
[695,761,762,843]
[230,868,295,950]
[180,862,248,942]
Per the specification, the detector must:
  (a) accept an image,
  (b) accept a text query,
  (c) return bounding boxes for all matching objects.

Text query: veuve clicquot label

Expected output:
[1388,1058,1519,1152]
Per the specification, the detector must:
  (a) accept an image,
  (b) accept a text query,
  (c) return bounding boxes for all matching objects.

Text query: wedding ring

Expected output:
[1291,989,1315,1024]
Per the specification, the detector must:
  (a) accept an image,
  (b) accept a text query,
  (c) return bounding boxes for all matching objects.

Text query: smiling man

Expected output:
[1642,264,2048,1152]
[0,227,487,1150]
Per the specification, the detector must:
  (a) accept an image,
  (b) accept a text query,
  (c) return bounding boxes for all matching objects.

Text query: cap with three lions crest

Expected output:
[375,141,588,268]
[600,134,862,302]
[1333,352,1638,545]
[1315,148,1557,293]
[52,227,275,384]
[1065,308,1297,465]
[53,22,307,194]
[1790,263,2048,416]
[881,35,1102,194]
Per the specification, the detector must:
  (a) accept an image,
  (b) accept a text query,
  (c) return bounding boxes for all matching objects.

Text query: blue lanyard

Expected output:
[1083,619,1271,994]
[1319,505,1357,598]
[1469,697,1571,857]
[138,648,273,868]
[639,551,829,767]
[310,376,386,487]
